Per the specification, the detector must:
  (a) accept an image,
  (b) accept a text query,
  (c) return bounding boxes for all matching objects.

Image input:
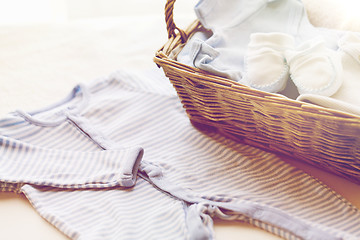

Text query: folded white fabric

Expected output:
[294,33,360,115]
[243,32,295,92]
[332,32,360,107]
[297,94,360,116]
[285,39,343,96]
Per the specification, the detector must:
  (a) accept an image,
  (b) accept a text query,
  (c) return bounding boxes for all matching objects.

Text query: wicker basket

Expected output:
[154,0,360,184]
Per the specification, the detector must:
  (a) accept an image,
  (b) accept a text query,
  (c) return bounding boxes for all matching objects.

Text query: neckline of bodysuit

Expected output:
[16,84,90,127]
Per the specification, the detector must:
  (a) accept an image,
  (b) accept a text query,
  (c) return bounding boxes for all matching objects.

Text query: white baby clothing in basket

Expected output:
[241,32,343,96]
[0,69,360,240]
[297,32,360,115]
[177,0,330,82]
[177,0,360,116]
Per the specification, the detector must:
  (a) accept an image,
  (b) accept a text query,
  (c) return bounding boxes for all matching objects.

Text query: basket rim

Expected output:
[155,52,360,122]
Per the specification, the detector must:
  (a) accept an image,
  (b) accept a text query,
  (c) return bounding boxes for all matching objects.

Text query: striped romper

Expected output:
[0,69,359,240]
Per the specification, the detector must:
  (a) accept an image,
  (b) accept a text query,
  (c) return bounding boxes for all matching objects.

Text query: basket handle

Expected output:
[165,0,188,42]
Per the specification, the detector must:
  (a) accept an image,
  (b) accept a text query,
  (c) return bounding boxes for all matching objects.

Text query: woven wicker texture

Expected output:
[154,0,360,184]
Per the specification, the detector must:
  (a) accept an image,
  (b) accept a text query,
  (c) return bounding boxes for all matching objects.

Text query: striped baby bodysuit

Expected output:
[0,69,359,240]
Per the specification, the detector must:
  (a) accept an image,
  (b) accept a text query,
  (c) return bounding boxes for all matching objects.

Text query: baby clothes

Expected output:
[0,73,210,240]
[295,32,360,115]
[1,69,360,239]
[243,32,294,93]
[334,32,360,107]
[242,32,344,96]
[284,37,343,97]
[177,0,360,116]
[177,0,347,96]
[177,0,327,81]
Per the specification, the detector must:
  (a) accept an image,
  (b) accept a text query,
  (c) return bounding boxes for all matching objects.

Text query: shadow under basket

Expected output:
[154,0,360,184]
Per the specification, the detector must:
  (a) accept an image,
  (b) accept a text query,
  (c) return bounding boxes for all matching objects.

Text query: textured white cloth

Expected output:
[297,94,360,115]
[333,32,360,107]
[296,33,360,115]
[243,32,294,92]
[285,38,343,96]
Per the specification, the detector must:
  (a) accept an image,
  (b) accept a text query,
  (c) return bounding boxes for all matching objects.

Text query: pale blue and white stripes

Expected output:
[0,136,143,188]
